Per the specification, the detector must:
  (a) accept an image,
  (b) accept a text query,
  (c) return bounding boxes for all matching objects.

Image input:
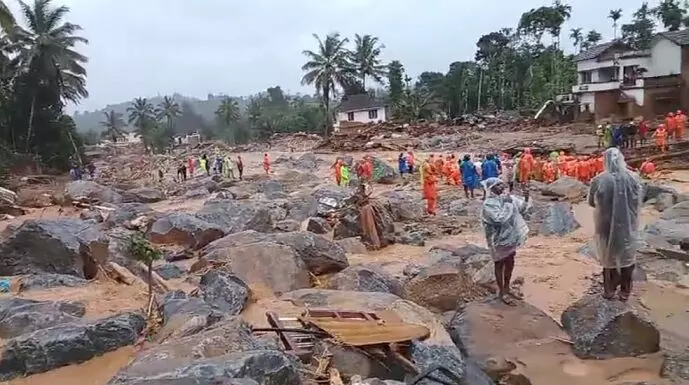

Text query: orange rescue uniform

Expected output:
[422,162,438,215]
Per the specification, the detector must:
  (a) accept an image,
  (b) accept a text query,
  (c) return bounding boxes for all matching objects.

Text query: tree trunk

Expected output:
[323,85,331,137]
[362,75,366,91]
[67,129,83,166]
[477,69,483,111]
[25,93,36,153]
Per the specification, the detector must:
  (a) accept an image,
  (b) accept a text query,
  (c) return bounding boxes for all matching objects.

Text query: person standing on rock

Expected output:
[187,157,195,178]
[481,177,530,305]
[332,158,343,185]
[422,159,438,215]
[588,147,643,302]
[460,155,479,198]
[263,153,271,175]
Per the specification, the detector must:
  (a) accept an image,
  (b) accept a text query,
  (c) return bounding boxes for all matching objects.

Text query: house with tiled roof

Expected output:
[334,93,388,131]
[573,30,689,120]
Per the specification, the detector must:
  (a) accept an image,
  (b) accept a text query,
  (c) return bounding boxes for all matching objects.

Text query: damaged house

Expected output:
[573,29,689,120]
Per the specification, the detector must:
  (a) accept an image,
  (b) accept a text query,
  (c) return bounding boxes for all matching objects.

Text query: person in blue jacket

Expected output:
[398,153,408,175]
[460,154,479,198]
[481,154,500,180]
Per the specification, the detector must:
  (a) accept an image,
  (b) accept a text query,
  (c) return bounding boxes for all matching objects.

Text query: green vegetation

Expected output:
[127,233,163,304]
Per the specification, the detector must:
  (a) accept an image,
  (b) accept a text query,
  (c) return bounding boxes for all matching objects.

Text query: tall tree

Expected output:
[569,28,583,52]
[13,0,88,152]
[653,0,686,31]
[99,110,125,143]
[622,2,656,49]
[155,96,181,135]
[301,33,353,136]
[127,98,156,150]
[350,34,387,89]
[387,60,404,109]
[581,30,603,50]
[215,97,240,126]
[609,9,623,39]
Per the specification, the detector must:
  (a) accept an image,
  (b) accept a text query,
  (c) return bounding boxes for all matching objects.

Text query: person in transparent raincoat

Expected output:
[481,177,531,305]
[587,147,643,301]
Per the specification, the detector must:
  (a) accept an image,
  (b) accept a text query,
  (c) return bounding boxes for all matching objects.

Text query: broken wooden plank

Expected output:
[301,317,430,347]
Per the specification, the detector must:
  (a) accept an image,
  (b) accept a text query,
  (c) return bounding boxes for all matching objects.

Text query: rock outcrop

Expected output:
[541,176,588,201]
[17,274,88,292]
[0,298,85,339]
[527,201,580,236]
[121,187,165,203]
[196,200,274,234]
[0,219,109,278]
[327,265,404,296]
[148,212,225,249]
[199,271,250,315]
[561,295,660,359]
[0,312,145,381]
[64,180,123,204]
[157,290,224,340]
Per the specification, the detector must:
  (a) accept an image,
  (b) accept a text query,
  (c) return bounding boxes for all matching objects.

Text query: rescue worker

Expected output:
[200,154,209,175]
[224,155,235,180]
[407,150,415,173]
[588,147,643,302]
[639,158,656,179]
[604,123,613,147]
[398,153,408,175]
[543,161,555,183]
[655,124,668,153]
[333,159,343,185]
[518,148,535,185]
[666,112,677,140]
[676,110,686,140]
[422,158,438,215]
[502,155,515,192]
[460,155,479,198]
[187,157,195,177]
[596,125,605,148]
[481,154,500,180]
[481,177,530,305]
[340,163,350,187]
[263,153,271,175]
[638,119,649,146]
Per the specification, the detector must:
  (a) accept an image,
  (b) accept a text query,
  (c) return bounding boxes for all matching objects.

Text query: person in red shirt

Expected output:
[638,119,648,146]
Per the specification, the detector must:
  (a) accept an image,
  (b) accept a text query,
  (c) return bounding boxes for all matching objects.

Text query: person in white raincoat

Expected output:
[481,177,530,305]
[587,147,643,301]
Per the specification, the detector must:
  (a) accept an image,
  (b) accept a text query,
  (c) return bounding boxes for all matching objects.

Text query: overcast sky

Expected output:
[7,0,660,112]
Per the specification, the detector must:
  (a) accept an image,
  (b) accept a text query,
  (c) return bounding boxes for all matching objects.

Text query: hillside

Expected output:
[72,93,250,134]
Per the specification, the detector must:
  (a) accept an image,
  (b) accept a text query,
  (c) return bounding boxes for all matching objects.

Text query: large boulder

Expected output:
[64,180,123,204]
[109,350,300,385]
[327,265,404,296]
[153,263,184,280]
[294,152,321,170]
[333,200,396,248]
[17,273,88,292]
[105,203,155,228]
[148,212,225,249]
[196,200,274,234]
[660,200,689,221]
[0,312,145,381]
[203,231,348,275]
[121,187,165,203]
[382,190,425,221]
[527,201,580,236]
[644,200,689,246]
[0,219,109,278]
[306,217,331,234]
[0,298,85,339]
[157,290,224,340]
[283,193,319,222]
[203,242,311,295]
[404,245,494,312]
[541,176,588,201]
[200,270,250,315]
[561,295,660,359]
[371,157,398,184]
[313,185,353,215]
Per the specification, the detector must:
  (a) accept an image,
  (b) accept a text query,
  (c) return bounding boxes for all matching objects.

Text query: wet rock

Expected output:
[371,157,398,184]
[275,220,300,232]
[402,263,423,279]
[314,340,406,380]
[382,190,425,221]
[109,350,300,385]
[203,230,348,275]
[333,207,362,239]
[183,187,209,199]
[227,184,259,200]
[313,185,353,215]
[79,209,104,222]
[404,263,491,312]
[306,217,331,234]
[199,271,249,315]
[257,180,284,195]
[396,231,425,246]
[561,295,660,359]
[653,193,676,212]
[284,194,318,222]
[409,341,465,385]
[644,183,678,202]
[0,219,109,278]
[661,200,689,221]
[64,180,123,204]
[196,200,274,234]
[106,203,155,228]
[18,274,88,292]
[148,212,225,249]
[121,187,165,203]
[337,237,368,254]
[153,263,184,280]
[158,290,224,339]
[0,298,85,339]
[327,265,404,296]
[527,201,580,236]
[294,152,321,170]
[541,176,588,201]
[644,202,689,246]
[0,312,145,381]
[206,242,310,295]
[464,358,497,385]
[660,350,689,382]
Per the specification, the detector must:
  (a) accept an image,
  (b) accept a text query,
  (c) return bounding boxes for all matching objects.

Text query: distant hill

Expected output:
[71,93,251,134]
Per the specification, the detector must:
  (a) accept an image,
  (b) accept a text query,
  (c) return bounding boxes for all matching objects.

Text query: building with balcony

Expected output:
[573,30,689,120]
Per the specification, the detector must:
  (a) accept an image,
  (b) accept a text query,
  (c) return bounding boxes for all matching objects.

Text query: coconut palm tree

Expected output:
[609,9,623,39]
[127,98,156,132]
[155,96,181,134]
[99,110,125,142]
[570,28,583,52]
[215,96,240,126]
[350,34,387,89]
[0,1,15,34]
[301,33,354,136]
